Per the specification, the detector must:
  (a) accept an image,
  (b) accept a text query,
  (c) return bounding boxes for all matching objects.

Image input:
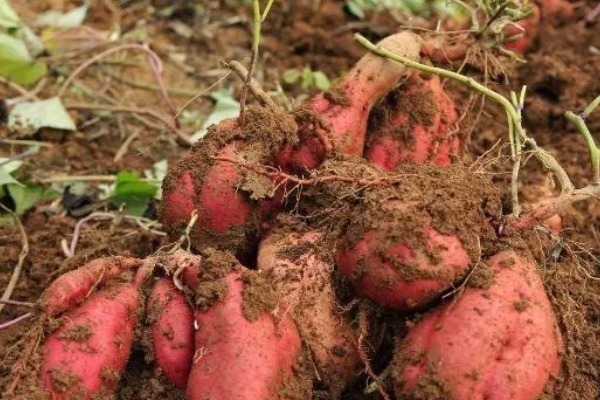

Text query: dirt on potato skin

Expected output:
[160,105,298,257]
[300,158,502,272]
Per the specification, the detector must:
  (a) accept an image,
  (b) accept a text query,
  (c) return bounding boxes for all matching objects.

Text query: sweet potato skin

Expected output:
[186,271,302,400]
[161,141,253,249]
[39,256,142,317]
[504,4,542,55]
[148,278,194,390]
[365,74,459,170]
[392,250,561,400]
[258,229,361,395]
[41,284,139,399]
[278,31,421,172]
[336,218,471,311]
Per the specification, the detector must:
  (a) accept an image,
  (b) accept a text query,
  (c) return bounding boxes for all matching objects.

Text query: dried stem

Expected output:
[212,156,397,188]
[0,204,29,315]
[0,299,34,307]
[37,174,160,184]
[65,102,193,146]
[239,0,277,121]
[0,312,32,330]
[582,1,600,25]
[65,211,165,257]
[57,43,178,122]
[505,185,600,233]
[239,0,262,121]
[227,60,278,111]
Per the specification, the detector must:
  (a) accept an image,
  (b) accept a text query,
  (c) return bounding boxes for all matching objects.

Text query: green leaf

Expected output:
[345,0,368,19]
[37,4,89,28]
[301,66,315,90]
[0,158,22,185]
[282,69,301,84]
[0,0,20,29]
[111,171,158,216]
[8,97,76,135]
[190,88,240,142]
[312,71,331,91]
[6,183,58,214]
[0,32,47,86]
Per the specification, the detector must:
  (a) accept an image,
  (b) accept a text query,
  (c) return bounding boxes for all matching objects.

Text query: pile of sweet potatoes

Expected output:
[21,30,566,400]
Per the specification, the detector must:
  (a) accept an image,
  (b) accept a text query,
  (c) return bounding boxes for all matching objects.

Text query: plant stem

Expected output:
[582,95,600,119]
[0,204,29,315]
[227,61,278,110]
[0,312,32,330]
[355,33,574,195]
[38,175,161,184]
[565,110,600,184]
[355,33,522,135]
[65,102,193,146]
[261,0,276,22]
[240,0,262,121]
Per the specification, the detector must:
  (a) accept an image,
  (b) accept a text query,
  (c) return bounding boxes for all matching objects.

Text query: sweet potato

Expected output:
[186,269,304,400]
[161,108,297,256]
[39,256,143,317]
[147,278,194,390]
[336,212,471,311]
[392,250,562,400]
[331,162,499,311]
[258,228,362,396]
[40,282,140,399]
[505,0,573,54]
[539,0,574,20]
[365,74,459,170]
[278,31,422,172]
[505,4,542,55]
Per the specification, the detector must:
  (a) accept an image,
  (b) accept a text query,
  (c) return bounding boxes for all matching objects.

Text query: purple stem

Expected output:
[0,312,32,330]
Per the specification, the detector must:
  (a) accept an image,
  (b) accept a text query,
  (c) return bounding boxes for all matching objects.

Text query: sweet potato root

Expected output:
[40,283,140,399]
[330,162,499,311]
[278,31,422,172]
[161,108,297,256]
[506,0,573,54]
[336,213,471,311]
[147,278,194,390]
[258,227,362,396]
[505,4,542,55]
[365,74,459,170]
[39,256,143,317]
[392,250,562,400]
[186,269,304,400]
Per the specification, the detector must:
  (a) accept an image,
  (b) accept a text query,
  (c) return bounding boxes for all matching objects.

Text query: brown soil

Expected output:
[0,0,598,399]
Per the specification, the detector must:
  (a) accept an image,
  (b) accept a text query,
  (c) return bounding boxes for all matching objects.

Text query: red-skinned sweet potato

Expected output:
[258,228,362,396]
[331,162,499,312]
[365,74,459,170]
[40,282,140,399]
[147,278,194,390]
[186,269,304,400]
[539,0,574,20]
[392,250,562,400]
[278,31,422,172]
[505,4,542,55]
[161,109,297,257]
[505,0,573,54]
[39,256,143,317]
[336,208,471,311]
